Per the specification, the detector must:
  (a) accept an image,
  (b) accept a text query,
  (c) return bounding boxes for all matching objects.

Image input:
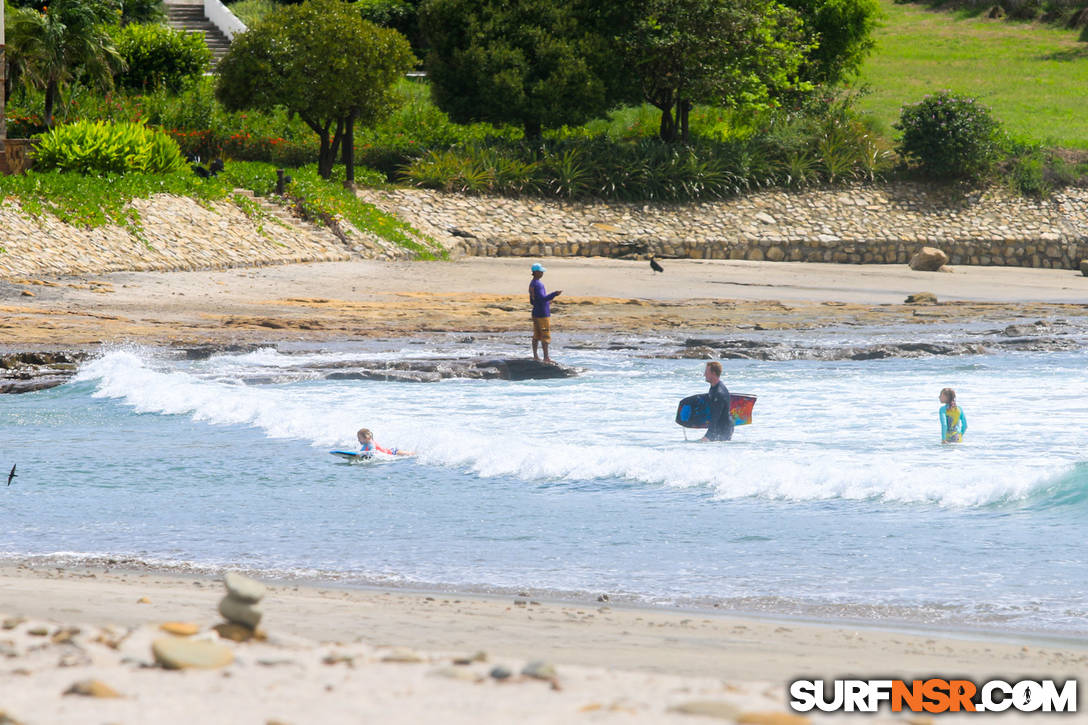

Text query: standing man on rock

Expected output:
[528,262,562,363]
[701,361,734,442]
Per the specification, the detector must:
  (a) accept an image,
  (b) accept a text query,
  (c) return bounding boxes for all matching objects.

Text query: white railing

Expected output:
[203,0,247,40]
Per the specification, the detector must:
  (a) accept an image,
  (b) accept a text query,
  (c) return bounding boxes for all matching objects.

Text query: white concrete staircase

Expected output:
[165,1,232,67]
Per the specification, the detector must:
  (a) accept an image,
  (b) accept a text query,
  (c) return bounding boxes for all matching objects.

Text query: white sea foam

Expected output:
[74,348,1082,508]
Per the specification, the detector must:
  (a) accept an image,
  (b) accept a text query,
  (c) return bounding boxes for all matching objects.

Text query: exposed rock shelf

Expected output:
[0,351,87,393]
[304,357,580,383]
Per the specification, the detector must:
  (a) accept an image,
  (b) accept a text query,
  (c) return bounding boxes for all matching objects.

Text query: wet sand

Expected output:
[1,257,1086,348]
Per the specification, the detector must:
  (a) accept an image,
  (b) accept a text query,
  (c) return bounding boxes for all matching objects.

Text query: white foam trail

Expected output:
[76,349,357,447]
[75,349,1082,507]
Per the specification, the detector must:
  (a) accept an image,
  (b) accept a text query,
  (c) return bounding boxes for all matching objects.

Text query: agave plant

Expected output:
[450,153,494,194]
[399,150,460,190]
[545,148,591,199]
[817,124,860,183]
[779,150,819,187]
[855,135,894,182]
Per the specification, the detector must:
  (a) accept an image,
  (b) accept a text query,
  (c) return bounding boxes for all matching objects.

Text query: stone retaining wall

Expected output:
[359,184,1088,268]
[0,194,408,278]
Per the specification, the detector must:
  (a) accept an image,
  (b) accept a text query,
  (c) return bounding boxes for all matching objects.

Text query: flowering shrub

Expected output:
[895,91,1003,180]
[5,111,47,138]
[165,128,317,166]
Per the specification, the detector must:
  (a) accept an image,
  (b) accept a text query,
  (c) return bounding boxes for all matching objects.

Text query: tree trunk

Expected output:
[44,78,58,129]
[678,99,691,144]
[656,103,675,142]
[329,118,344,166]
[342,111,356,190]
[1,53,6,142]
[317,130,335,179]
[523,119,542,141]
[651,88,677,142]
[320,119,345,180]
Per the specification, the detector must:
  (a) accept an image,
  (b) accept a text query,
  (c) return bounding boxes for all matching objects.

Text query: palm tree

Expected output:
[7,0,123,128]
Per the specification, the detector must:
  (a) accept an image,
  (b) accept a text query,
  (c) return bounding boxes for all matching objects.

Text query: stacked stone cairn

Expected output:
[214,572,268,642]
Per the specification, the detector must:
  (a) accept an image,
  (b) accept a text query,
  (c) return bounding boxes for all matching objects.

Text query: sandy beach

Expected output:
[2,257,1086,348]
[2,563,1086,724]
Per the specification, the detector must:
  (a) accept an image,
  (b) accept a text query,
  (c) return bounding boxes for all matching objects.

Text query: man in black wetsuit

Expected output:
[701,361,733,442]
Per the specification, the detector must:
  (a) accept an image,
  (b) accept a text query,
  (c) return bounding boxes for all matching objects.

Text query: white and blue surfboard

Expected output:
[329,450,376,462]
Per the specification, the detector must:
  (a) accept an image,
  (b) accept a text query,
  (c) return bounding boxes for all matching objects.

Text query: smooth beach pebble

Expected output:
[213,622,263,642]
[218,596,263,629]
[0,709,25,725]
[452,650,488,665]
[223,572,266,604]
[63,679,121,698]
[430,666,481,682]
[489,665,512,680]
[137,597,151,604]
[521,661,557,680]
[2,617,26,630]
[152,637,234,670]
[381,648,425,663]
[669,701,741,720]
[160,622,200,637]
[50,627,80,644]
[737,713,810,725]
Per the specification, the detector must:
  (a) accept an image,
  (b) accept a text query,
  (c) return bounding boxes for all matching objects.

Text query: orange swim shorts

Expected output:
[532,316,551,342]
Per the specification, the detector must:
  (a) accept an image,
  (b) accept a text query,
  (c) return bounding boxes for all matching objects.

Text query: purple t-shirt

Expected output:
[529,278,556,318]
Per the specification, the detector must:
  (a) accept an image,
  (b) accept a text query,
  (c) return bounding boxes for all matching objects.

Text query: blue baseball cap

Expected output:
[531,263,546,272]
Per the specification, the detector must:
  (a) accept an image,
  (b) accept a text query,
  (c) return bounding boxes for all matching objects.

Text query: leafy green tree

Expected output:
[117,0,165,25]
[781,0,880,86]
[6,0,123,128]
[356,0,423,54]
[419,0,614,140]
[217,0,415,181]
[618,0,811,142]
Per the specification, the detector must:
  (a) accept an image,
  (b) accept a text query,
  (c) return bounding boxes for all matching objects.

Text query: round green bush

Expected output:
[895,91,1003,180]
[34,120,187,174]
[113,23,212,92]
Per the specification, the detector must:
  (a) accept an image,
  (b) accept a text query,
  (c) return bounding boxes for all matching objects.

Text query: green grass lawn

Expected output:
[225,0,277,28]
[854,0,1088,148]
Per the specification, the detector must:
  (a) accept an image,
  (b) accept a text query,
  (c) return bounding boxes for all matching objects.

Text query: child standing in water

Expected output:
[938,388,967,443]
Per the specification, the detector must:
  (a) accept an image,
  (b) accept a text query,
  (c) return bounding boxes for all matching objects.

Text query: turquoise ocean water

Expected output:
[2,343,1086,636]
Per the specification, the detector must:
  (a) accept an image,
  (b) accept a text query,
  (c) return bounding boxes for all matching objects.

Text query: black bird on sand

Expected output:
[650,255,664,274]
[7,464,15,486]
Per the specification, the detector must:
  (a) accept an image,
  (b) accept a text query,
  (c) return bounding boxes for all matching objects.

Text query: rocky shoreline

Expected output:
[7,313,1084,394]
[360,183,1088,269]
[0,351,88,394]
[4,183,1086,282]
[0,192,418,279]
